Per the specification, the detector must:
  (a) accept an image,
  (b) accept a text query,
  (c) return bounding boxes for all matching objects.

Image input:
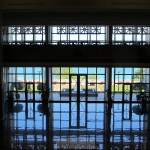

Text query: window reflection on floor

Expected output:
[7,95,149,150]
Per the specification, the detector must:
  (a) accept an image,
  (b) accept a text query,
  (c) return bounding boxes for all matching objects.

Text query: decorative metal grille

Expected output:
[11,27,21,34]
[113,26,150,45]
[3,26,45,45]
[57,26,66,34]
[3,25,150,45]
[51,25,108,45]
[69,26,78,33]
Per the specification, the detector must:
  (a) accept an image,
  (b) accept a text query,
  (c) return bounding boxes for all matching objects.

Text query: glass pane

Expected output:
[17,67,24,73]
[26,67,33,73]
[52,67,60,74]
[88,67,96,74]
[70,67,78,74]
[79,67,87,74]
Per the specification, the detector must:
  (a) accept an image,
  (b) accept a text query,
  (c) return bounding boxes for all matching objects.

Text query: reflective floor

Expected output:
[2,67,150,149]
[2,94,150,150]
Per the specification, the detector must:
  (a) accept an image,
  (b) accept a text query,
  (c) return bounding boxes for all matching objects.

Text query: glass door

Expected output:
[69,74,87,128]
[122,83,132,120]
[25,82,35,119]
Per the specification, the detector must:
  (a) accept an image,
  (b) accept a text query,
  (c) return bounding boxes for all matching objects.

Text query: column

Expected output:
[109,25,112,45]
[46,67,54,149]
[104,67,112,149]
[45,25,49,45]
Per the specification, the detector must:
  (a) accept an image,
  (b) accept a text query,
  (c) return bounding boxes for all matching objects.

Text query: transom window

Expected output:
[113,26,150,45]
[50,26,108,45]
[3,25,150,45]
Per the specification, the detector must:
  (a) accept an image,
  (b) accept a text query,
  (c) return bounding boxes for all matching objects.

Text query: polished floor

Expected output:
[1,93,150,150]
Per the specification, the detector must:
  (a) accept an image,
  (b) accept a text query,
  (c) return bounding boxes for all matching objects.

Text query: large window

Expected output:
[51,67,106,101]
[50,26,108,45]
[113,26,150,45]
[6,67,46,101]
[3,26,45,45]
[110,67,150,149]
[4,67,150,150]
[3,25,150,45]
[112,67,150,100]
